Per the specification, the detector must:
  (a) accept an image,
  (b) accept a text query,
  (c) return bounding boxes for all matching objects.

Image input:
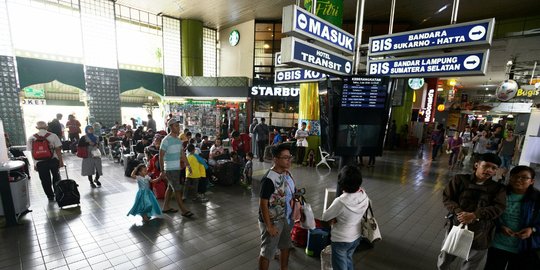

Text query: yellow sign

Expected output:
[516,88,539,97]
[437,104,445,111]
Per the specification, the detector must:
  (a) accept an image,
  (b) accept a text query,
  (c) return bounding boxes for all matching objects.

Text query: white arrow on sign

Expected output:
[468,25,486,41]
[463,55,481,70]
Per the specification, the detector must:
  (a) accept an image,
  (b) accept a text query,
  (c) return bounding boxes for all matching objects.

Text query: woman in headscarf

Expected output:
[80,125,103,188]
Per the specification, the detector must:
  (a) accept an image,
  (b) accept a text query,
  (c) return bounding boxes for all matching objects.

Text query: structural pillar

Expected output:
[297,0,343,164]
[181,19,203,76]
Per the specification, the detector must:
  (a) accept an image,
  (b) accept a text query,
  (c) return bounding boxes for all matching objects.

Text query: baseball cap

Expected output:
[167,118,180,126]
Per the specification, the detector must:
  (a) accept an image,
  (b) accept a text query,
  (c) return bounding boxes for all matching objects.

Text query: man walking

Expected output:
[437,153,506,269]
[159,119,193,217]
[258,144,297,270]
[249,118,258,159]
[147,114,157,132]
[253,118,269,162]
[27,121,64,201]
[47,113,63,140]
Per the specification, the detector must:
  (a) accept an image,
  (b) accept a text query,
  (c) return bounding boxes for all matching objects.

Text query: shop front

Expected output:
[249,84,299,130]
[164,78,249,138]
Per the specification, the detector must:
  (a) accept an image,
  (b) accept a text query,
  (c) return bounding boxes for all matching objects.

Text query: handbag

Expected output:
[76,145,88,158]
[91,148,101,158]
[361,201,382,244]
[441,223,474,260]
[292,196,303,223]
[301,200,316,229]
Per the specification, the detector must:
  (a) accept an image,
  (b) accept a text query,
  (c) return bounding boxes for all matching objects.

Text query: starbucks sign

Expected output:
[229,30,240,46]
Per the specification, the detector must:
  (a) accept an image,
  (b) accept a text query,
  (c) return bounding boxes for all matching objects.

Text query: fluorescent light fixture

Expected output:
[485,87,489,90]
[435,4,450,14]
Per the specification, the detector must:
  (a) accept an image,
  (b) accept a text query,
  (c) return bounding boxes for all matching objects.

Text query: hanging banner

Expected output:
[367,50,489,78]
[281,37,353,76]
[274,67,337,84]
[368,18,494,56]
[282,5,354,55]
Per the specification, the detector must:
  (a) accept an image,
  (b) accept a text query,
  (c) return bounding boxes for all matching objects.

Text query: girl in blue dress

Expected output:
[127,164,162,222]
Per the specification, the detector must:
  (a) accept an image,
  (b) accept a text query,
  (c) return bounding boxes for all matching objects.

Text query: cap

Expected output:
[167,118,180,126]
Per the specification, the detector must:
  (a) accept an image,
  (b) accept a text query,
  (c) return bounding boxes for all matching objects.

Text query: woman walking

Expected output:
[80,126,103,188]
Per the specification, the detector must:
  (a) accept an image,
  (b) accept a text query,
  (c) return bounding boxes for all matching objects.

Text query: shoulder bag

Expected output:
[361,201,382,244]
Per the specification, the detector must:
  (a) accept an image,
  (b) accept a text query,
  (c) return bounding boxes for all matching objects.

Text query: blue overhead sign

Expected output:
[274,68,334,84]
[368,18,494,56]
[367,50,490,78]
[282,5,355,55]
[281,37,353,76]
[275,52,288,67]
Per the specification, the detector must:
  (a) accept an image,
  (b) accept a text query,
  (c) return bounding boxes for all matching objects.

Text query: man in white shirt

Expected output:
[458,126,474,165]
[27,121,64,201]
[295,122,309,165]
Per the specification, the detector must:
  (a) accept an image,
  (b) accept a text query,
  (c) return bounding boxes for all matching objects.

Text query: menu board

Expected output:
[340,76,388,109]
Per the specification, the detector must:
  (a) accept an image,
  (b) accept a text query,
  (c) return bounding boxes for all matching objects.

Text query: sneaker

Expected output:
[90,182,97,188]
[94,179,102,187]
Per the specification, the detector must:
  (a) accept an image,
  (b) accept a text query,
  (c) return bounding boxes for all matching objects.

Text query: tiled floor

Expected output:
[2,148,537,270]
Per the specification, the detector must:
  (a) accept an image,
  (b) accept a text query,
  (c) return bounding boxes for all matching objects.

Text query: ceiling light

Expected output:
[263,44,270,49]
[448,79,456,86]
[435,4,450,14]
[485,87,489,90]
[507,114,514,119]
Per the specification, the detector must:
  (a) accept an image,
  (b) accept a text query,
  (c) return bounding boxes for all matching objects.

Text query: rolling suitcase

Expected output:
[62,140,71,153]
[305,228,330,257]
[55,166,80,208]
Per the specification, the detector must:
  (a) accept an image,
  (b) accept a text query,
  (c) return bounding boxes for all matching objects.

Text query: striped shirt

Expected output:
[160,135,182,171]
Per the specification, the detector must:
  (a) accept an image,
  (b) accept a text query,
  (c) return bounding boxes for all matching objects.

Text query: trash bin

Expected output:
[0,171,30,216]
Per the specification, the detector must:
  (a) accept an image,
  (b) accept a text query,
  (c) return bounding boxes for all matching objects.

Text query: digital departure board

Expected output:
[341,76,388,108]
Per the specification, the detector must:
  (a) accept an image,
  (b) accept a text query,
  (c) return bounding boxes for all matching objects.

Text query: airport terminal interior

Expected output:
[1,0,540,269]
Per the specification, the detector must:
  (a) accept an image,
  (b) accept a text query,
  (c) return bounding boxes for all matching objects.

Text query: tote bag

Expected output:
[441,223,474,260]
[301,202,316,229]
[361,201,382,244]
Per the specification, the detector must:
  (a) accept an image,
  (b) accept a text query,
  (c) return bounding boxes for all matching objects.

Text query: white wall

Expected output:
[219,20,254,78]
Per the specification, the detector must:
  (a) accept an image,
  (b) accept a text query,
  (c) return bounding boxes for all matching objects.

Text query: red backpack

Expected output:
[32,133,53,160]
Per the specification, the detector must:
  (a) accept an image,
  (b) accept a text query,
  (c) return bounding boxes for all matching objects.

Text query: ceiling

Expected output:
[116,0,540,91]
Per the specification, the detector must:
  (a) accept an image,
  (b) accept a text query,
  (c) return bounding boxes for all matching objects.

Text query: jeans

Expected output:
[257,140,267,161]
[36,158,61,199]
[331,237,360,270]
[432,144,442,159]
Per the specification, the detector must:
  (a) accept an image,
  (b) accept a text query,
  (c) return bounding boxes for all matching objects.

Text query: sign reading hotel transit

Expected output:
[368,18,494,56]
[281,37,353,76]
[282,5,355,55]
[367,50,489,78]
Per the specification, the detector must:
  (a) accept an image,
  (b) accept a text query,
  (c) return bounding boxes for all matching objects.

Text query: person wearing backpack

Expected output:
[26,121,64,201]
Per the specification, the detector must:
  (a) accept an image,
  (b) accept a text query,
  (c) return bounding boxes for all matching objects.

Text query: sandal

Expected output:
[181,211,194,217]
[162,208,178,213]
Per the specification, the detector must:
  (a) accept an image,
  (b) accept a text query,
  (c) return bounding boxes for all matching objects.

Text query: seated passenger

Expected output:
[144,135,162,161]
[200,135,213,151]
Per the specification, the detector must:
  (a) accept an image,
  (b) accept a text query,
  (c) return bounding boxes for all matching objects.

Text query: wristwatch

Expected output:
[532,227,537,233]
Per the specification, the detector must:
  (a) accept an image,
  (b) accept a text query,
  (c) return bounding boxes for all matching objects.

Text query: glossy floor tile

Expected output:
[1,149,537,270]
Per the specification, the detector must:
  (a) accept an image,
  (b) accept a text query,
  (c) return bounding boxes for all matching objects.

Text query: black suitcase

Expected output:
[125,159,142,177]
[70,140,78,154]
[214,161,241,186]
[55,166,80,208]
[62,141,72,152]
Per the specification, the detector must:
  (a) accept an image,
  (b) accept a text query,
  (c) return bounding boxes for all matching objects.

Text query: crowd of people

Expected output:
[15,112,540,270]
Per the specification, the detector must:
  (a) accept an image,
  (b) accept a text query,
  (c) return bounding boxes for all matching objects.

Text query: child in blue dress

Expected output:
[127,164,162,222]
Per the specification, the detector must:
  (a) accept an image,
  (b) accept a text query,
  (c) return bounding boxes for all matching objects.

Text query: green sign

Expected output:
[24,87,45,98]
[408,78,425,90]
[229,30,240,46]
[304,0,343,28]
[186,99,217,106]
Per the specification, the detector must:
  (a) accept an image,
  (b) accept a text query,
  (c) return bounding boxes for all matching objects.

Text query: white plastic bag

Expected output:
[320,245,333,270]
[301,202,316,229]
[441,223,474,260]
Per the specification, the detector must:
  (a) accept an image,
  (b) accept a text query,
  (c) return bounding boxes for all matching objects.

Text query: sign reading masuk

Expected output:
[282,5,355,55]
[368,50,489,78]
[281,37,353,76]
[368,18,494,56]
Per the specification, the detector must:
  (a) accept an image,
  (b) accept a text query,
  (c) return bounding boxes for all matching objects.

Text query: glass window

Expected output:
[203,27,217,77]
